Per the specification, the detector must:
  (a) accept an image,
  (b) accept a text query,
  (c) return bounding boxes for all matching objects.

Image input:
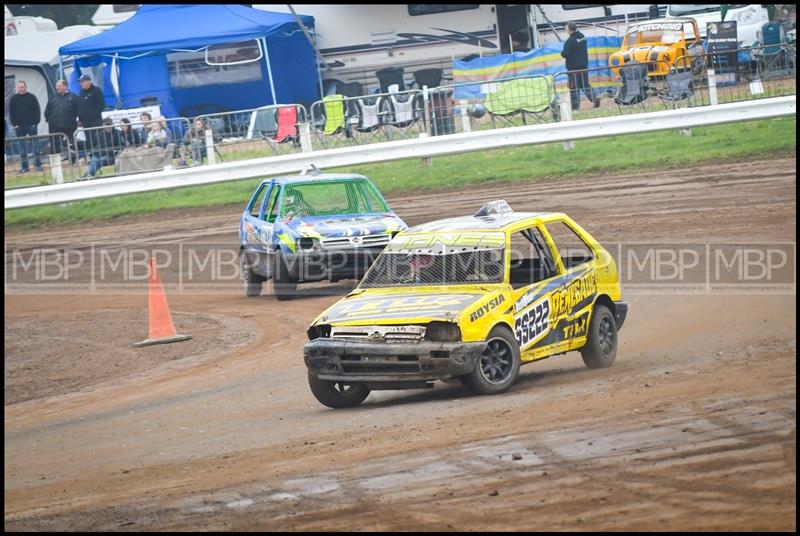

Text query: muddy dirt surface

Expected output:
[4,310,256,405]
[4,157,796,530]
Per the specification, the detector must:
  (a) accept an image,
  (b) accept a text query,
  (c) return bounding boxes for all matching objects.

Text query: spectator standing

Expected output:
[560,22,600,111]
[44,79,79,163]
[81,117,122,179]
[77,74,105,160]
[9,80,43,173]
[77,74,105,128]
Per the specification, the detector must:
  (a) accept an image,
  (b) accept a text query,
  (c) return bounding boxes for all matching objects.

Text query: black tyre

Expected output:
[240,250,264,297]
[307,373,370,409]
[460,325,521,395]
[581,304,618,369]
[273,248,298,301]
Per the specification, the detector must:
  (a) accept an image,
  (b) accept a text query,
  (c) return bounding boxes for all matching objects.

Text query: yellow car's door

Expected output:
[508,223,575,361]
[539,218,602,351]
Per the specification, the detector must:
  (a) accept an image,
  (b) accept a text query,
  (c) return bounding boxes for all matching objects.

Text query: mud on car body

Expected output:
[304,200,628,408]
[238,167,407,300]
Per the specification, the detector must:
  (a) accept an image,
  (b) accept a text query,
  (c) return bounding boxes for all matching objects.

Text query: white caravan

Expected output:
[261,4,666,89]
[666,4,770,46]
[88,4,666,90]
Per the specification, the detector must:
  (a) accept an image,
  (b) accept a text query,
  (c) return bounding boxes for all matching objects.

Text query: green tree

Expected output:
[6,5,100,28]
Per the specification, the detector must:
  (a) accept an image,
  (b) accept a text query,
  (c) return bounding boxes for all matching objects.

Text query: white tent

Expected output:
[5,25,104,133]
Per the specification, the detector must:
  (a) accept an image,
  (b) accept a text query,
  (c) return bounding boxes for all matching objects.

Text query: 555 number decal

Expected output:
[515,297,550,349]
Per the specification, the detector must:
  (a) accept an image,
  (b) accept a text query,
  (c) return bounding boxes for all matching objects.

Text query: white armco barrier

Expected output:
[5,96,796,209]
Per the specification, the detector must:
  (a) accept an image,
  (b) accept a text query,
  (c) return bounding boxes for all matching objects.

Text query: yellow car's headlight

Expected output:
[425,322,462,342]
[307,323,331,341]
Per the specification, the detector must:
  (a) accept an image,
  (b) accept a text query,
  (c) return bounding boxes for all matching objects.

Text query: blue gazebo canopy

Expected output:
[59,4,319,119]
[61,4,314,57]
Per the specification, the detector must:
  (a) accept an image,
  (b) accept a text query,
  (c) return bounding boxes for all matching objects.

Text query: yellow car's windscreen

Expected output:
[360,232,506,287]
[624,21,685,47]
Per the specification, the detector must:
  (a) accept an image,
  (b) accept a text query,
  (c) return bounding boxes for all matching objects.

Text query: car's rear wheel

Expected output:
[240,250,264,297]
[273,248,298,301]
[307,373,370,408]
[581,304,618,369]
[460,326,520,395]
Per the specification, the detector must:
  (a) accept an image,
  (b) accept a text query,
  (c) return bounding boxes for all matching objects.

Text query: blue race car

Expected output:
[238,167,408,300]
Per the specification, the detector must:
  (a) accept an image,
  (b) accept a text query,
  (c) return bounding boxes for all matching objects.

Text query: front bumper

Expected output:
[286,247,385,281]
[304,338,487,387]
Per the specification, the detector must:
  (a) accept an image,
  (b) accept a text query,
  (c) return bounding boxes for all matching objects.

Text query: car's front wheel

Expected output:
[307,373,370,408]
[460,325,520,395]
[581,304,618,369]
[240,250,264,297]
[273,248,298,301]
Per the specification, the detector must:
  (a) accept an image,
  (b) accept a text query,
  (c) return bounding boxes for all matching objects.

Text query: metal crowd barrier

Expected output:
[551,61,672,120]
[195,103,310,161]
[547,44,796,121]
[69,117,191,182]
[426,74,557,136]
[4,131,75,188]
[309,88,426,149]
[672,43,796,108]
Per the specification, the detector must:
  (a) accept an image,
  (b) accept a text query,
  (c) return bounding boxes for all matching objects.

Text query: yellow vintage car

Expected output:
[303,200,628,408]
[609,17,703,77]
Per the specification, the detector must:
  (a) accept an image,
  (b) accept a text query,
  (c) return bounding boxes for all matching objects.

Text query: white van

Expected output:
[666,4,770,47]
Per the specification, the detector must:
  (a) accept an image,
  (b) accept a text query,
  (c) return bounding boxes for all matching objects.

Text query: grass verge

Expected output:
[5,117,795,228]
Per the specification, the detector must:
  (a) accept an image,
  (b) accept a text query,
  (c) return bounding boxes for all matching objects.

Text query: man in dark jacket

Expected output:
[9,80,43,173]
[560,22,600,111]
[44,80,79,163]
[81,117,122,180]
[77,74,105,128]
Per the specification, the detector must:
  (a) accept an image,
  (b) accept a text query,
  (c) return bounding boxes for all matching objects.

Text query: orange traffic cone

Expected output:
[134,258,192,347]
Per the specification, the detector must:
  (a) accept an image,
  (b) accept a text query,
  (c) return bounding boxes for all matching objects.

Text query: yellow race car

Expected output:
[303,200,628,408]
[609,17,703,78]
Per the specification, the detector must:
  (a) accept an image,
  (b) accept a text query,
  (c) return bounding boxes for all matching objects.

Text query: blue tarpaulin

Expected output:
[59,4,319,118]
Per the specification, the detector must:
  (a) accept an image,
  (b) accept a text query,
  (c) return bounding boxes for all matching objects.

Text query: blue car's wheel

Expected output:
[240,250,264,297]
[273,249,297,301]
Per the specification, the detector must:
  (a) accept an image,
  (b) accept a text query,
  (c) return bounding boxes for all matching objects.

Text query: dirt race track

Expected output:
[4,157,797,531]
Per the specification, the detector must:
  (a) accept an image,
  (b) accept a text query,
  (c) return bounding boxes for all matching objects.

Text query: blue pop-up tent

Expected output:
[59,4,319,118]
